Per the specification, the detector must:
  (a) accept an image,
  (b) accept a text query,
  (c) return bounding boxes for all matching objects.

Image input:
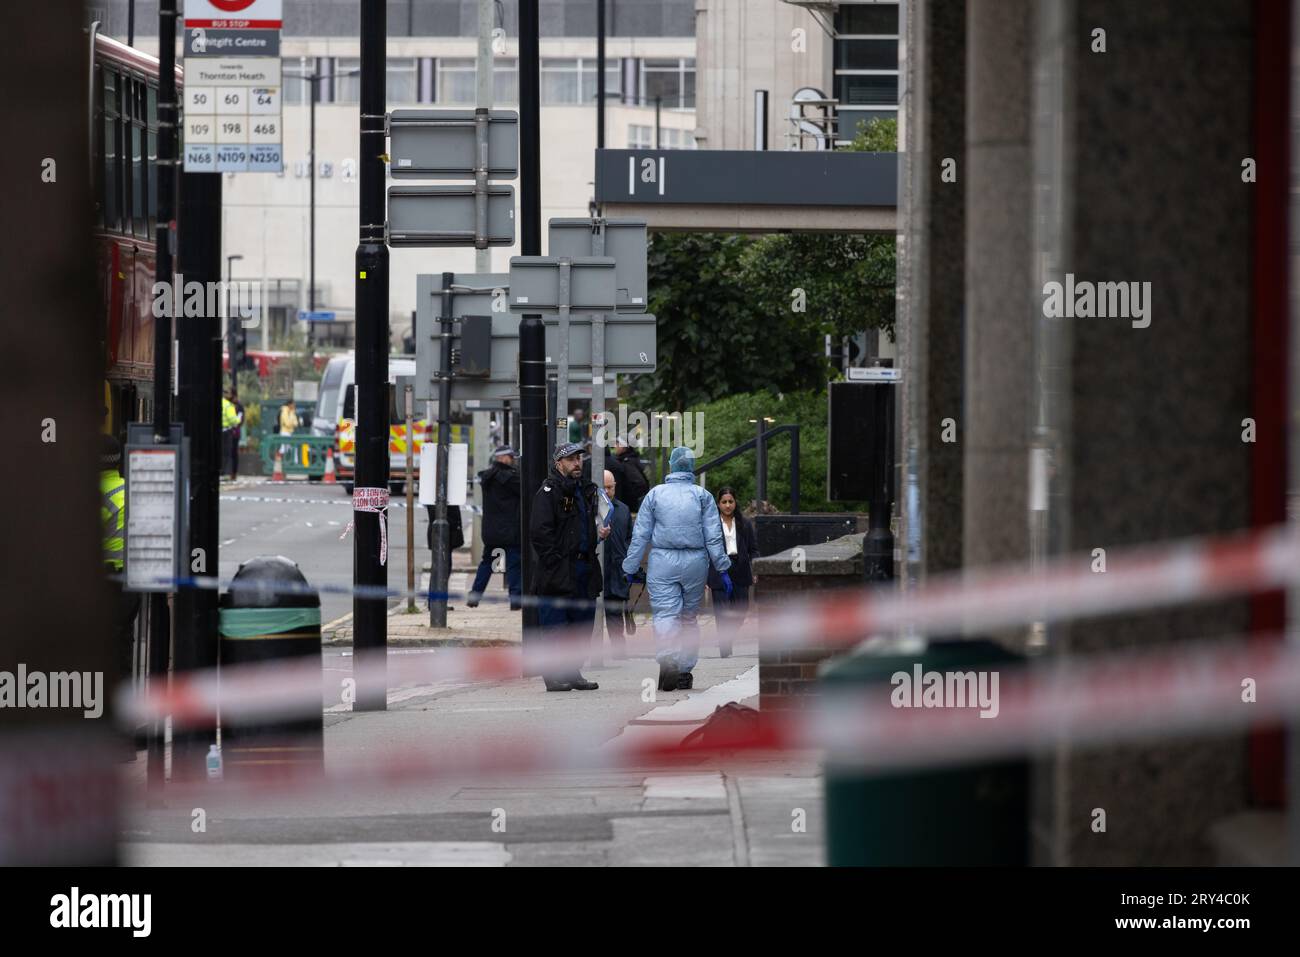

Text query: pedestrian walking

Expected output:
[468,445,522,610]
[621,446,731,692]
[100,434,139,683]
[277,398,299,456]
[607,436,650,512]
[707,486,760,657]
[529,442,608,692]
[600,468,634,659]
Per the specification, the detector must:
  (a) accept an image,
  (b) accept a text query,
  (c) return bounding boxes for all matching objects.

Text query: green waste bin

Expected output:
[219,555,323,779]
[822,638,1029,866]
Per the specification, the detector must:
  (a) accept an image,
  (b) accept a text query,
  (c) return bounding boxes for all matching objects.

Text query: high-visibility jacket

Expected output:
[101,469,126,570]
[221,397,240,430]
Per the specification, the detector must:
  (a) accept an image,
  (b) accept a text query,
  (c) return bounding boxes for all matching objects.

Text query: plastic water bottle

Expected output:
[206,744,223,780]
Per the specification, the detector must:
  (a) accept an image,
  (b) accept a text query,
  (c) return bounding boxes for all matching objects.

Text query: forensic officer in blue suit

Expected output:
[621,446,732,691]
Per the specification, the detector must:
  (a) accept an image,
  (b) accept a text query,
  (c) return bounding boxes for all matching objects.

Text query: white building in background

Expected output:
[98,0,697,349]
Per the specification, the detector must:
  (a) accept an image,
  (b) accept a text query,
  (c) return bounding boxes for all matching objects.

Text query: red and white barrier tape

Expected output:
[123,522,1300,729]
[136,637,1300,803]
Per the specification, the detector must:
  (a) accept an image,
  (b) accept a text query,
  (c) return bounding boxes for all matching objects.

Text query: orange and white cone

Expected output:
[323,446,337,484]
[272,449,285,482]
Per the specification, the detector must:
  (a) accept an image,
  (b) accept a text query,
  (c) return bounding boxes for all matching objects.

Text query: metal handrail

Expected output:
[693,424,800,514]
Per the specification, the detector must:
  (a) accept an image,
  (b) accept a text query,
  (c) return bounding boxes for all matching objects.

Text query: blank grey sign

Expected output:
[543,316,657,374]
[389,109,519,180]
[387,185,516,247]
[548,218,648,313]
[508,256,618,313]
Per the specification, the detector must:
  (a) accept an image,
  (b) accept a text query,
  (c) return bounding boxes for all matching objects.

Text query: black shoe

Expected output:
[677,671,694,690]
[569,674,599,691]
[466,598,480,608]
[658,659,679,692]
[510,603,522,611]
[544,678,574,692]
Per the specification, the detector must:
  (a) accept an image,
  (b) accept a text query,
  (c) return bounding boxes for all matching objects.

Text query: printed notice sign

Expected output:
[125,447,181,592]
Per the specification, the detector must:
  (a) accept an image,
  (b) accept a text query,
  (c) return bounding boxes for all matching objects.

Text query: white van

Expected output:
[311,353,427,493]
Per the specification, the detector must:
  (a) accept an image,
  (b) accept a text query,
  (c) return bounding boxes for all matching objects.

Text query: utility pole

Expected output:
[429,273,454,628]
[174,164,222,783]
[596,0,606,151]
[519,0,546,656]
[226,253,243,393]
[476,0,494,274]
[353,0,389,710]
[148,0,179,797]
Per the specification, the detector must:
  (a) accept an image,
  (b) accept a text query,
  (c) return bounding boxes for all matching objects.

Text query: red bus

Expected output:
[90,25,182,436]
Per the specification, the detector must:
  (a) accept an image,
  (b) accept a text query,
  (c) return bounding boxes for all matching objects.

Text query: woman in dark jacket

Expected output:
[707,486,759,657]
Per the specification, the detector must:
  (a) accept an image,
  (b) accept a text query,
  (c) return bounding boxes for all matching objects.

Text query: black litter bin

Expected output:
[219,555,323,778]
[822,638,1029,866]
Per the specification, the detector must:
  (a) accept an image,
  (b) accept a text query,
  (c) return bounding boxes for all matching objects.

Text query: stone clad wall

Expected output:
[753,533,863,709]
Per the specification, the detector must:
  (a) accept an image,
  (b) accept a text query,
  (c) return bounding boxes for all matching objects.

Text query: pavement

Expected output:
[130,477,827,865]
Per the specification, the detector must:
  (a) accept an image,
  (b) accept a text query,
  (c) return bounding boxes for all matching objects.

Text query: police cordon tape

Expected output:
[133,637,1300,802]
[121,521,1300,730]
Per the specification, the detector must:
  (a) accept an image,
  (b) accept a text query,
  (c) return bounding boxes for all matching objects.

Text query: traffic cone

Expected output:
[272,449,285,482]
[322,446,337,484]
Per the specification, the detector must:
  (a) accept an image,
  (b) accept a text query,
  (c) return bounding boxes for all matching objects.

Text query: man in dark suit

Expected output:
[600,468,634,659]
[529,443,609,691]
[468,445,522,610]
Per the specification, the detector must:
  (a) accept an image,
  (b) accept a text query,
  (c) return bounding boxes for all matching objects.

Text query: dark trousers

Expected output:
[603,597,628,653]
[224,428,240,477]
[536,561,596,680]
[470,546,522,606]
[109,576,141,684]
[711,585,750,624]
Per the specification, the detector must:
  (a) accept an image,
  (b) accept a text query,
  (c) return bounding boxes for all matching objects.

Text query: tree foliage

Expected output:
[686,388,863,514]
[632,118,898,412]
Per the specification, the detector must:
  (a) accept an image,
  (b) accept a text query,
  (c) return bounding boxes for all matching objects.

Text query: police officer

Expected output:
[101,434,140,682]
[468,445,522,610]
[221,389,243,480]
[529,442,608,691]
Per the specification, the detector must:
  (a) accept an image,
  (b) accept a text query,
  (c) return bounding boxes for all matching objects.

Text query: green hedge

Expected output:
[681,388,865,514]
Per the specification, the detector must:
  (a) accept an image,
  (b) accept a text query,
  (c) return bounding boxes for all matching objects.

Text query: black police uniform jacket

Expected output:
[478,461,521,548]
[529,468,603,599]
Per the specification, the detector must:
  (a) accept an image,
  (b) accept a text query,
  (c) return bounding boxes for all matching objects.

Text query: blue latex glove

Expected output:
[720,571,734,599]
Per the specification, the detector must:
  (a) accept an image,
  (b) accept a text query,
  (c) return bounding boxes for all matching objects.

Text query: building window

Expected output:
[436,57,476,104]
[627,124,696,150]
[494,57,518,104]
[283,58,312,106]
[833,2,899,112]
[639,58,695,110]
[541,58,579,104]
[387,57,418,104]
[334,57,361,103]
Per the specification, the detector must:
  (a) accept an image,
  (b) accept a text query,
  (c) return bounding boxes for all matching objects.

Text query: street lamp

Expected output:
[282,67,359,348]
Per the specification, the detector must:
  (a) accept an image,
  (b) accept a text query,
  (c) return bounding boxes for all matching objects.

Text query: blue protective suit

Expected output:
[621,471,731,671]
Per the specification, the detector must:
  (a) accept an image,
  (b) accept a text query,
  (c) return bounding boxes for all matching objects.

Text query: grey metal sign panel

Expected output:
[508,257,617,314]
[389,109,519,180]
[543,316,656,374]
[387,185,516,247]
[415,273,520,401]
[548,218,648,313]
[593,149,898,208]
